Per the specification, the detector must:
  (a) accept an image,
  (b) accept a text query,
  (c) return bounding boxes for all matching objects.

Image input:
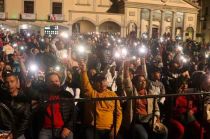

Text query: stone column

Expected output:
[68,24,72,36]
[96,26,99,33]
[137,8,141,38]
[172,11,176,40]
[160,10,165,36]
[193,13,197,40]
[149,9,153,39]
[121,26,125,37]
[182,12,187,41]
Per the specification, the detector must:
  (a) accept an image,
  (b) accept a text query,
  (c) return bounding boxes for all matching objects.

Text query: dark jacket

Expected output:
[30,87,76,132]
[0,102,15,131]
[0,90,31,139]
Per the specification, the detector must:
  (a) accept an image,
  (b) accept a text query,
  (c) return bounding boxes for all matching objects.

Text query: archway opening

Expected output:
[72,20,96,34]
[99,21,120,34]
[186,27,194,40]
[127,22,137,38]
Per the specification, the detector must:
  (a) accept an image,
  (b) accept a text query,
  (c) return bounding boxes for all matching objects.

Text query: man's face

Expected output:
[47,74,61,88]
[179,83,188,91]
[153,72,161,80]
[5,76,19,93]
[33,48,40,55]
[104,39,109,48]
[94,79,108,92]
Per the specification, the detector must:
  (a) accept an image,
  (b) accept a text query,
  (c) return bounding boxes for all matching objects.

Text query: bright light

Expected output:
[180,56,188,63]
[108,43,111,46]
[112,36,116,41]
[60,32,69,39]
[41,39,44,42]
[13,43,17,47]
[118,39,121,43]
[177,45,183,51]
[121,48,128,57]
[63,53,68,59]
[79,36,83,39]
[206,53,209,58]
[114,52,120,58]
[77,45,85,54]
[160,37,164,43]
[29,64,38,72]
[27,33,31,37]
[139,45,147,54]
[132,56,137,60]
[143,34,148,39]
[22,24,28,29]
[55,66,61,71]
[20,46,25,50]
[134,42,138,46]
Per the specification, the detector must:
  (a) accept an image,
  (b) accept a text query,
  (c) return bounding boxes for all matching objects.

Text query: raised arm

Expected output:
[123,61,133,96]
[80,60,97,98]
[141,58,148,79]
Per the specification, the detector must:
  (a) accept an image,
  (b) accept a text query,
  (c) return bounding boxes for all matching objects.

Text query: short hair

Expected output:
[45,72,61,82]
[3,70,17,80]
[92,73,106,82]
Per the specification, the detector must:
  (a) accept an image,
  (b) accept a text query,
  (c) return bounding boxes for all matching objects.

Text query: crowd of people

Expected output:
[0,29,210,139]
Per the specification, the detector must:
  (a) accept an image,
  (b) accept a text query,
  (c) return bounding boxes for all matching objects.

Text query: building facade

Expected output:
[0,0,199,40]
[198,0,210,42]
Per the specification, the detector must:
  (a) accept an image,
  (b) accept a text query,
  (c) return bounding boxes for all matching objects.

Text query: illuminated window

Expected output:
[52,2,62,14]
[24,1,34,13]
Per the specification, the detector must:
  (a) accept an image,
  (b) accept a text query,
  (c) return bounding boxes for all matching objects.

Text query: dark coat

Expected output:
[0,90,31,139]
[29,87,76,132]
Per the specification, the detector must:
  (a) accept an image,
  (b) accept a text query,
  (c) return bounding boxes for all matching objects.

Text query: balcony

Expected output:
[48,14,65,21]
[20,13,36,20]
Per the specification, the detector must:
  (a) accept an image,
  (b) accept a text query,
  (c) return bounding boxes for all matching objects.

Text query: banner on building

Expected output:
[21,13,36,20]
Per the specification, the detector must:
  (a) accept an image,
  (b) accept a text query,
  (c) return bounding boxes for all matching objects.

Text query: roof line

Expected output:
[183,0,200,9]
